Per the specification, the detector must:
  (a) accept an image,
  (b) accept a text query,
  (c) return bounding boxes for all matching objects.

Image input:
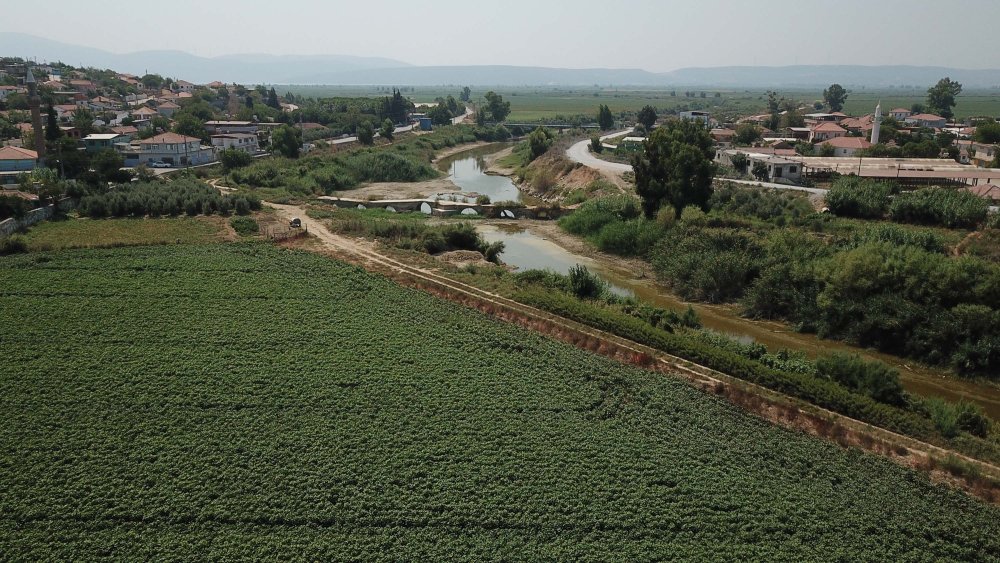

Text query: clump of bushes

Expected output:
[815,353,906,406]
[0,195,33,221]
[924,398,991,438]
[0,235,28,256]
[229,216,260,236]
[825,177,895,219]
[78,180,261,219]
[888,187,989,229]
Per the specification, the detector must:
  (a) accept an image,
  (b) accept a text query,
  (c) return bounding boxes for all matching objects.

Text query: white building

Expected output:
[211,133,260,154]
[679,110,711,125]
[123,132,215,167]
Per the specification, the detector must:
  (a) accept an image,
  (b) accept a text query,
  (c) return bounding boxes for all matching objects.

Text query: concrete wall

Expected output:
[0,198,75,238]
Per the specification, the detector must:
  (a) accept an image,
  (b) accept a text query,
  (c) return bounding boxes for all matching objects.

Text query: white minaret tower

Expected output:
[871,100,883,145]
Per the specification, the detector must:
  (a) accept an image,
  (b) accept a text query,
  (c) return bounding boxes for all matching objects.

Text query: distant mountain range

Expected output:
[4,32,1000,88]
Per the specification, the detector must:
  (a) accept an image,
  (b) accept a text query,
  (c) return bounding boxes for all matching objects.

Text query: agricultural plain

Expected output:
[1,244,998,559]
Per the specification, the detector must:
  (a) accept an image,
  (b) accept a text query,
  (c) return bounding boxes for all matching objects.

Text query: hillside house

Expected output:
[820,136,872,157]
[0,146,37,185]
[205,121,258,135]
[905,113,947,129]
[83,133,129,153]
[889,108,911,121]
[809,122,847,143]
[211,133,260,154]
[123,132,214,167]
[155,101,180,118]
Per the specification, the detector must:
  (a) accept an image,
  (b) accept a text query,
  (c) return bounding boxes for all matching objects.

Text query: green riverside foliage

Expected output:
[3,244,997,558]
[889,187,990,229]
[825,177,895,219]
[227,125,508,198]
[78,180,261,218]
[565,190,1000,378]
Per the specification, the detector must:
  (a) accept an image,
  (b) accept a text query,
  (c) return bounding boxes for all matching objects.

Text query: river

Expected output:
[445,145,1000,418]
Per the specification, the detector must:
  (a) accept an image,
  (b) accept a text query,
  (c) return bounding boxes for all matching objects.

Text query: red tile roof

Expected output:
[964,184,1000,201]
[821,137,872,149]
[0,146,38,160]
[139,132,201,145]
[811,122,847,133]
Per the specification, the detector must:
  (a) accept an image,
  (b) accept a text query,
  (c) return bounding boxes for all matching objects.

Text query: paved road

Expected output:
[565,131,633,176]
[567,134,828,194]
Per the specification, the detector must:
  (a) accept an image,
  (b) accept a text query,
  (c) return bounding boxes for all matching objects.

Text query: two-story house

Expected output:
[123,132,215,167]
[809,122,847,143]
[0,146,37,185]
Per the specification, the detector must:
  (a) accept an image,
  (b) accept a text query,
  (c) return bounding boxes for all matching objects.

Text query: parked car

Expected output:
[289,217,302,228]
[149,161,171,168]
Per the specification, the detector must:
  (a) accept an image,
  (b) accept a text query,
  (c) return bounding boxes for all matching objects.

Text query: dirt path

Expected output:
[266,201,1000,499]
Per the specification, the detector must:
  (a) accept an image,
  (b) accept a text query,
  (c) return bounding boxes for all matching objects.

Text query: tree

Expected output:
[631,119,716,219]
[483,91,511,123]
[729,152,748,174]
[91,149,132,184]
[823,84,848,112]
[270,124,301,158]
[381,88,410,124]
[380,118,395,141]
[528,127,554,161]
[636,105,657,131]
[973,120,1000,144]
[357,120,375,146]
[427,103,453,126]
[910,103,925,114]
[766,91,780,114]
[266,87,280,109]
[45,105,61,142]
[751,161,769,181]
[734,123,762,145]
[460,86,472,102]
[597,104,615,130]
[926,77,962,119]
[219,147,253,171]
[819,142,836,157]
[72,108,96,136]
[245,95,254,109]
[173,113,207,141]
[590,135,603,154]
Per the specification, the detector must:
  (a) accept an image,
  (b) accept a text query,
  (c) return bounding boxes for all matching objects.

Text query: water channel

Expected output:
[444,145,1000,418]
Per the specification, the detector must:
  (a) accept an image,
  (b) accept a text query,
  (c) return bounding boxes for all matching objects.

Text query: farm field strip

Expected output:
[274,205,1000,482]
[1,243,998,559]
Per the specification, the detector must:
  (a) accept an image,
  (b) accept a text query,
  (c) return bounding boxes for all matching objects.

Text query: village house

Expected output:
[123,132,214,167]
[205,121,258,135]
[809,122,847,143]
[211,133,260,154]
[818,136,873,157]
[889,108,911,121]
[172,80,196,94]
[0,146,37,185]
[0,85,26,101]
[83,133,129,153]
[905,113,947,129]
[155,101,180,118]
[964,184,1000,202]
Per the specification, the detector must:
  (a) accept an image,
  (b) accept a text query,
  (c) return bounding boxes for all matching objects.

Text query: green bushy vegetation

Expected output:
[228,216,259,236]
[227,125,509,199]
[825,177,895,219]
[2,244,997,559]
[318,207,504,263]
[560,189,1000,378]
[77,180,261,218]
[0,194,34,220]
[889,187,990,229]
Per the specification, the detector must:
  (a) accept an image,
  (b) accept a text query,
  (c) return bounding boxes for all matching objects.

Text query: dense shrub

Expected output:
[568,264,606,299]
[888,187,989,229]
[0,235,28,256]
[652,226,762,302]
[78,180,261,219]
[229,216,259,236]
[815,353,905,406]
[0,195,33,220]
[825,177,895,219]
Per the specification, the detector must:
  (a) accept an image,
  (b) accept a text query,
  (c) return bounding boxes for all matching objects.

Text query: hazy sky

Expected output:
[4,0,1000,70]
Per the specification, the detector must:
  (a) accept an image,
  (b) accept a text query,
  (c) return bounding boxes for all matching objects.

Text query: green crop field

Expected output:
[19,216,229,251]
[1,244,997,559]
[282,84,1000,122]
